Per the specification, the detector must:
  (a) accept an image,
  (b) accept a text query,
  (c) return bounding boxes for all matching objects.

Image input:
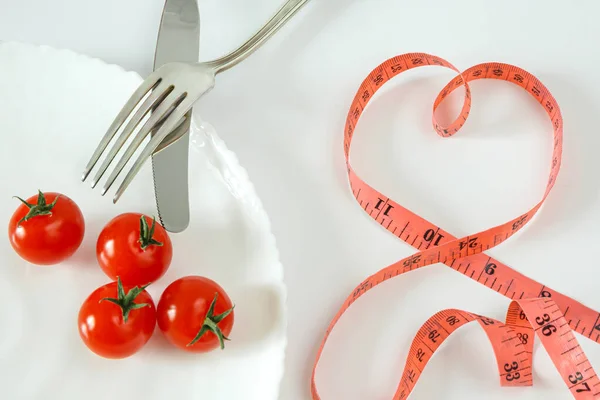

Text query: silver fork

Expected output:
[82,0,310,203]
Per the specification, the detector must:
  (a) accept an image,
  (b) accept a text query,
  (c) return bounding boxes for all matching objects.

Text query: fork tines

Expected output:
[81,71,190,203]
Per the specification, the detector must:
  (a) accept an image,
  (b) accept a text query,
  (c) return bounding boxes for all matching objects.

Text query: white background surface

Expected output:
[2,0,600,399]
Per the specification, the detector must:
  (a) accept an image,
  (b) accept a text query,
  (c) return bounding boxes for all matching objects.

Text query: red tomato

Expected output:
[78,277,156,359]
[96,212,172,287]
[8,190,85,265]
[157,276,235,353]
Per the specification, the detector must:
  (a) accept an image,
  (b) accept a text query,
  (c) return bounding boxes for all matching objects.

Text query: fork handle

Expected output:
[205,0,310,74]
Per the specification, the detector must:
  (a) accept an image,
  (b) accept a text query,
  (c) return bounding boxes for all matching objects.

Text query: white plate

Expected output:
[0,41,287,400]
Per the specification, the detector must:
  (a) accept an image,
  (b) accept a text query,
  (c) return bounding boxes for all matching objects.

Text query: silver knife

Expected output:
[151,0,200,232]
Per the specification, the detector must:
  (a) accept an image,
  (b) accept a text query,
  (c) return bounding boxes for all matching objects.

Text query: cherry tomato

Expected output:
[157,276,235,353]
[96,212,172,287]
[8,190,85,265]
[78,277,156,359]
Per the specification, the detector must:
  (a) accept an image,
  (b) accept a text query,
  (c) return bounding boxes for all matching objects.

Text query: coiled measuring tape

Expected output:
[310,53,600,399]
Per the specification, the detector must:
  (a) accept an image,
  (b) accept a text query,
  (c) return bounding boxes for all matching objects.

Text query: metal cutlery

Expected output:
[81,0,310,205]
[150,0,200,233]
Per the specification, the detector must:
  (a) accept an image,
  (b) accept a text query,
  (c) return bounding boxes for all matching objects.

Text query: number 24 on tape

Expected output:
[310,53,600,399]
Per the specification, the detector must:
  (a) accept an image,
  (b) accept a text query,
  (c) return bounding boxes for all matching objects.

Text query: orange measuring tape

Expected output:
[310,53,600,398]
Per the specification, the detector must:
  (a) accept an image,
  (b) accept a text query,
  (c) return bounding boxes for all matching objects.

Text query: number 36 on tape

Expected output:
[310,53,600,399]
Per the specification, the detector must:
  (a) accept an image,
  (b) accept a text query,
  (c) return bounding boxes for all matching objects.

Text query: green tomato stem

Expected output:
[13,190,59,226]
[138,215,163,251]
[99,277,150,323]
[187,292,235,349]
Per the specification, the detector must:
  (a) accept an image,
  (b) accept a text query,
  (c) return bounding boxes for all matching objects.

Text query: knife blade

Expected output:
[151,0,200,233]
